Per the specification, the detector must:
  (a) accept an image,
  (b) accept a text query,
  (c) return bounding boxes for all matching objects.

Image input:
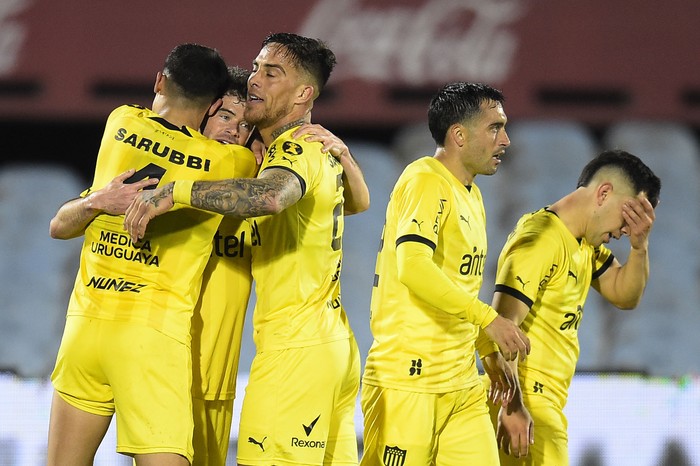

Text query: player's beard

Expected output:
[245,102,292,132]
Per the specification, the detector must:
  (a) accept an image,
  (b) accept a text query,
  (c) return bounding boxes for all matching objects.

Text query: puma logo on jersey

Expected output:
[411,219,423,230]
[459,214,471,229]
[248,436,267,451]
[281,155,296,166]
[515,276,529,291]
[567,270,578,283]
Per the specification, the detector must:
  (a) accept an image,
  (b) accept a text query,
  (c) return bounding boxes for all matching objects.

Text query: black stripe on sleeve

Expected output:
[494,284,534,309]
[373,274,379,287]
[592,253,615,280]
[261,166,306,197]
[396,234,436,251]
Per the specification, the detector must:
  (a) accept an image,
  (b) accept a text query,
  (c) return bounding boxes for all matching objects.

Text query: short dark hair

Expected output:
[226,66,250,101]
[163,43,229,104]
[262,32,336,95]
[428,82,505,146]
[577,149,661,207]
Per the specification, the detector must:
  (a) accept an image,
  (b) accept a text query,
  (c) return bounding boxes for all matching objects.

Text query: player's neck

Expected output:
[152,94,209,132]
[434,148,475,186]
[548,190,587,239]
[259,116,309,146]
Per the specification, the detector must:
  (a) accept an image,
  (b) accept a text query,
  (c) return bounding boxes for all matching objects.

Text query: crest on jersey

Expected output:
[282,141,303,155]
[383,445,407,466]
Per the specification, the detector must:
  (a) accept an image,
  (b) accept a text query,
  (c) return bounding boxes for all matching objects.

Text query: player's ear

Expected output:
[449,123,466,147]
[154,72,165,93]
[597,182,613,205]
[296,84,314,104]
[208,98,223,117]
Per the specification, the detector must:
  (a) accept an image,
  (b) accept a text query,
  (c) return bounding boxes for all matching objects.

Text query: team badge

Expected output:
[283,141,303,155]
[383,445,407,466]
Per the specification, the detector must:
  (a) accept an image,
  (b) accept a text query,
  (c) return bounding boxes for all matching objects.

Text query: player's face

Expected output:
[245,43,304,130]
[589,185,639,246]
[462,100,510,177]
[204,94,251,145]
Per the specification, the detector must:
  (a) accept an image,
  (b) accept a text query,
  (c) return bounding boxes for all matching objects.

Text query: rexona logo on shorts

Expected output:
[291,414,325,448]
[290,437,326,449]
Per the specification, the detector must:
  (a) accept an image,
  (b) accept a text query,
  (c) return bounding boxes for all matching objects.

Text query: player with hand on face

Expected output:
[482,149,660,465]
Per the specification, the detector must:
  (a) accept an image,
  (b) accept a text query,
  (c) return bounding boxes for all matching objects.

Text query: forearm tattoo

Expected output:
[150,183,174,208]
[190,169,301,218]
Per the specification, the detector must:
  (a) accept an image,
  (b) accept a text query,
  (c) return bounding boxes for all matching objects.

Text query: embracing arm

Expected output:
[593,195,655,309]
[293,124,370,215]
[50,197,102,240]
[124,168,302,241]
[49,169,158,239]
[188,168,302,217]
[337,149,370,215]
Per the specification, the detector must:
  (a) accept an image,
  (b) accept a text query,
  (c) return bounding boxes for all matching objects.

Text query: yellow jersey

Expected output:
[67,105,257,345]
[495,208,613,406]
[363,157,489,393]
[250,126,352,351]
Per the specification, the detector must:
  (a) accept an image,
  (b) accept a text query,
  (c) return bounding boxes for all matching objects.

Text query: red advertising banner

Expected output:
[1,0,699,125]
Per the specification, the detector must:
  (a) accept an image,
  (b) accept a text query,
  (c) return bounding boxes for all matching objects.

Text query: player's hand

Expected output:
[623,194,655,250]
[497,403,534,458]
[91,169,159,215]
[482,352,517,405]
[293,123,349,160]
[250,138,266,166]
[123,182,175,242]
[483,315,530,361]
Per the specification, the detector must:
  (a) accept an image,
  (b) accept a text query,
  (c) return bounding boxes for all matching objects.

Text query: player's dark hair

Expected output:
[262,32,336,95]
[163,43,229,104]
[428,82,505,146]
[226,66,250,101]
[577,149,661,207]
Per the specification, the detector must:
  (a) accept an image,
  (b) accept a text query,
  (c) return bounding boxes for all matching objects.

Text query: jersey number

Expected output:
[124,163,166,189]
[331,173,343,251]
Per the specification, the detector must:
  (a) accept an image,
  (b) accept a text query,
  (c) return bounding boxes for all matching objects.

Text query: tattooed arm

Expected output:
[189,168,302,216]
[123,168,302,242]
[50,169,159,239]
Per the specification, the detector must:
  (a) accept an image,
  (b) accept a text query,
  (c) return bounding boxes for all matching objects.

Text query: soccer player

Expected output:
[482,149,660,465]
[190,65,254,466]
[359,82,531,466]
[46,44,258,466]
[124,33,368,466]
[50,64,367,466]
[192,67,369,466]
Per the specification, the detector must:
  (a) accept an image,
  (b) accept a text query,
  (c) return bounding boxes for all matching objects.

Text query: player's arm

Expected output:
[293,123,370,215]
[491,291,535,458]
[480,345,516,405]
[592,195,655,309]
[124,168,302,242]
[395,240,530,361]
[49,169,159,239]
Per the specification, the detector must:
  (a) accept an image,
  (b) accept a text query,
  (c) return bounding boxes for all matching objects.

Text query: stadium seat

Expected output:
[342,141,404,363]
[0,165,84,378]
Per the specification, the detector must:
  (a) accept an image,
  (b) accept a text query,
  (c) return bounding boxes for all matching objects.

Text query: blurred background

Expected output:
[1,0,699,464]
